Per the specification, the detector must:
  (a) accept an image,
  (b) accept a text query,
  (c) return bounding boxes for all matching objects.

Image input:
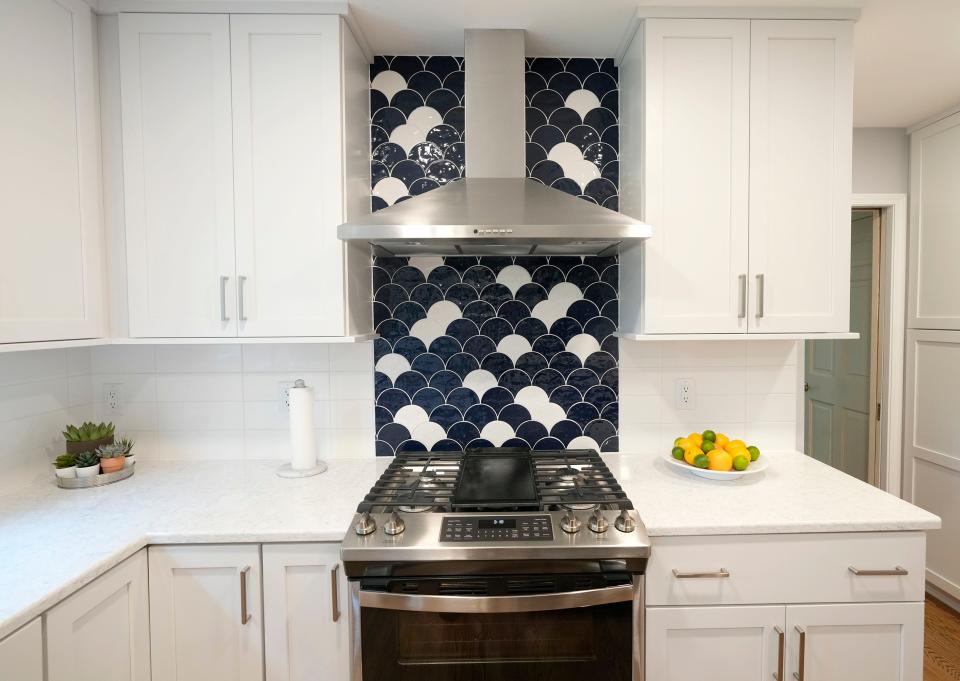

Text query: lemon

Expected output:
[688,432,704,447]
[733,454,750,471]
[676,437,693,451]
[672,446,685,460]
[747,446,761,461]
[728,439,746,450]
[707,450,733,472]
[693,453,710,469]
[674,437,684,446]
[702,441,715,453]
[684,446,703,466]
[715,433,729,447]
[702,429,716,442]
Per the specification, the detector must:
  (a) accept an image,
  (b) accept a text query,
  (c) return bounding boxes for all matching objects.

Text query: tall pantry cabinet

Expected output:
[619,15,854,336]
[116,13,371,339]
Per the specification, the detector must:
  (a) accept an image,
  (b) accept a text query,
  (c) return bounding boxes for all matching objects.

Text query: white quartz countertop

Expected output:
[0,451,940,640]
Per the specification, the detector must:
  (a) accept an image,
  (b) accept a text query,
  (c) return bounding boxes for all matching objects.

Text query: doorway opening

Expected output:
[804,209,883,484]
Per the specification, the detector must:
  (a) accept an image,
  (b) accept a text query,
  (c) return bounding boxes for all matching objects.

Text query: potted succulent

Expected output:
[117,437,136,468]
[74,450,101,478]
[63,422,115,455]
[52,453,77,479]
[96,443,127,474]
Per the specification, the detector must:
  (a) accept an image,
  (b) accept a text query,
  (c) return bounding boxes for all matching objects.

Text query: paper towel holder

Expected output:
[277,378,328,479]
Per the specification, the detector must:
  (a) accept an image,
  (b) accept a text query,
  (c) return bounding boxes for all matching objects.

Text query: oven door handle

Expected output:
[358,584,635,614]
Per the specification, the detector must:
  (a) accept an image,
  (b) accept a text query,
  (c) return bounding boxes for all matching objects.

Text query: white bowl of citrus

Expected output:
[664,430,767,480]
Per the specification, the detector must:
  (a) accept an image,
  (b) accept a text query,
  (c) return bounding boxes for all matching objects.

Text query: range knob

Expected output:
[560,510,582,534]
[614,510,637,533]
[354,512,376,536]
[383,511,406,536]
[588,509,609,533]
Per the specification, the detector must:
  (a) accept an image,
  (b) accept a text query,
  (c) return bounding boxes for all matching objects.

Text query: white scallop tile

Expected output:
[548,281,583,306]
[372,177,409,205]
[389,123,427,154]
[515,385,550,410]
[408,318,445,348]
[407,106,442,131]
[496,265,532,295]
[565,89,602,119]
[393,404,430,432]
[566,334,601,363]
[530,298,569,330]
[568,435,601,451]
[463,369,498,398]
[480,420,515,447]
[374,353,411,383]
[408,256,444,278]
[497,334,532,363]
[527,401,567,430]
[411,421,446,450]
[371,70,407,101]
[426,300,462,329]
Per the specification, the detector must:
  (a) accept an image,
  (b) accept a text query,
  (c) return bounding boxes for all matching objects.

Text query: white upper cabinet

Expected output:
[118,13,371,339]
[231,15,345,337]
[0,0,105,343]
[748,20,853,332]
[620,17,853,336]
[119,14,237,338]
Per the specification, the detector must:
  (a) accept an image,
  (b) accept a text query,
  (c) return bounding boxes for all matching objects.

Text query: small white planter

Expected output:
[124,455,136,468]
[54,466,77,479]
[76,463,101,478]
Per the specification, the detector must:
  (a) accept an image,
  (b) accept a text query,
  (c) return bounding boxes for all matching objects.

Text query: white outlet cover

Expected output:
[675,378,696,410]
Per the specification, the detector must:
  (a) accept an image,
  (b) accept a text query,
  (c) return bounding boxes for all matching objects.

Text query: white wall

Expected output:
[852,127,909,194]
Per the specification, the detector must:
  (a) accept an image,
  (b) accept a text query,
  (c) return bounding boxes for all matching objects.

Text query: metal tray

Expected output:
[58,464,135,489]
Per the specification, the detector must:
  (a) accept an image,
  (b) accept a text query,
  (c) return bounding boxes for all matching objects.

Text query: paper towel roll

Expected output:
[289,379,316,470]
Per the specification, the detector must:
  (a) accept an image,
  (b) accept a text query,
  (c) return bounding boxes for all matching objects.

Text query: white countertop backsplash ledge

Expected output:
[0,451,939,641]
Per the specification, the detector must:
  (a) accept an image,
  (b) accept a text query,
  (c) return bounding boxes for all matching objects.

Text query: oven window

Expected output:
[361,602,632,681]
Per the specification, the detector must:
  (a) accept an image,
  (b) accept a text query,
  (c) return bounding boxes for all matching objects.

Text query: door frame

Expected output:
[798,194,907,496]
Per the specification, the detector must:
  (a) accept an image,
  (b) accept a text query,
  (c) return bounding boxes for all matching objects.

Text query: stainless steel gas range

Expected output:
[341,448,651,681]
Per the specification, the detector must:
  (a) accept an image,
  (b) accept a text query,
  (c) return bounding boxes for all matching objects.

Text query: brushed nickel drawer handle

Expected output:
[848,565,908,576]
[219,275,230,322]
[331,564,341,622]
[237,275,248,322]
[773,626,785,681]
[756,273,765,318]
[240,565,252,625]
[792,625,805,681]
[672,568,730,579]
[738,274,747,319]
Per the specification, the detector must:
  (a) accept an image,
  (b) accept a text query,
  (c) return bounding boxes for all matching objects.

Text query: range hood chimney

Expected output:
[337,30,651,257]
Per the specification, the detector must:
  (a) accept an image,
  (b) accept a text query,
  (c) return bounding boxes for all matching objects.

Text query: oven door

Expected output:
[352,577,643,681]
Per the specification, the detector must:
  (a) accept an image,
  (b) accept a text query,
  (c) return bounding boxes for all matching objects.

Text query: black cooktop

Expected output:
[357,448,632,514]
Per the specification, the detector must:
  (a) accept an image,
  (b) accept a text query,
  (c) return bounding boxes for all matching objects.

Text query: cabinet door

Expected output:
[647,605,785,681]
[149,545,263,681]
[0,618,42,681]
[231,15,346,337]
[748,20,853,332]
[641,19,750,334]
[119,14,237,337]
[262,543,349,681]
[46,550,150,681]
[785,602,923,681]
[0,0,105,343]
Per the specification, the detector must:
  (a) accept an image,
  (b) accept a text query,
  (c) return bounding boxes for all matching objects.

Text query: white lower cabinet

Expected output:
[45,550,150,681]
[262,543,349,681]
[0,618,43,681]
[148,544,263,681]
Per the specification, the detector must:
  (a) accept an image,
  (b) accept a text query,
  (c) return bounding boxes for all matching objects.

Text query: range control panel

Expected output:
[440,515,554,542]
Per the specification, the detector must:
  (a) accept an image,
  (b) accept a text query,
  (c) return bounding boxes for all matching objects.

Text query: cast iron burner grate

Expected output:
[357,448,633,514]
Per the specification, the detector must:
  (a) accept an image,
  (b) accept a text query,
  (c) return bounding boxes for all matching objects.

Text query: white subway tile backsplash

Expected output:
[241,344,330,373]
[660,366,747,396]
[91,344,155,373]
[156,374,243,402]
[242,372,331,402]
[747,340,799,366]
[618,368,661,396]
[0,349,68,385]
[66,347,92,376]
[157,402,244,431]
[329,342,374,372]
[68,375,93,407]
[0,378,70,423]
[330,399,376,430]
[747,365,800,394]
[618,341,661,369]
[242,401,331,431]
[154,430,246,460]
[95,402,157,431]
[156,344,242,373]
[660,341,747,368]
[330,371,375,400]
[325,428,376,458]
[92,374,156,403]
[746,393,798,422]
[619,395,662,424]
[746,421,800,450]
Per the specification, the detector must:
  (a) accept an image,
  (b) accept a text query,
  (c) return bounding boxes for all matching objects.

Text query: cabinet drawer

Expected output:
[646,532,925,606]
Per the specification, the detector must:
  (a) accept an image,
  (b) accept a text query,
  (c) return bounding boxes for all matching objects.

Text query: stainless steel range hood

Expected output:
[338,29,651,257]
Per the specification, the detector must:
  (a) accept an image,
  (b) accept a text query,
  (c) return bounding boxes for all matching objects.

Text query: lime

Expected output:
[733,454,750,471]
[702,441,715,453]
[674,437,683,446]
[672,446,685,460]
[747,445,760,461]
[693,453,710,469]
[702,429,716,442]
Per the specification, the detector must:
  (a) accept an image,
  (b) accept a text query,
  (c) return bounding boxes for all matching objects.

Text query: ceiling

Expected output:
[348,0,960,128]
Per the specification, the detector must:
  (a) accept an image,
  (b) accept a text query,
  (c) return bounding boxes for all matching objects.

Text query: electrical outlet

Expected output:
[675,378,695,410]
[278,381,295,412]
[104,383,123,414]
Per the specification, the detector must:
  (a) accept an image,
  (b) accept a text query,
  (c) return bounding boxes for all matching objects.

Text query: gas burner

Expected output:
[555,465,582,481]
[397,504,437,513]
[560,502,600,512]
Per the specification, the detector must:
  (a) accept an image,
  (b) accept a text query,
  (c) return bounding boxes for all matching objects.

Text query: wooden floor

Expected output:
[926,595,960,681]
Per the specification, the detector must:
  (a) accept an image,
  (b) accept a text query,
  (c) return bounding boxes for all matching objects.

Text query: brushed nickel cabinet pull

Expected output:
[219,275,230,322]
[792,625,805,681]
[738,274,747,319]
[848,565,908,576]
[238,275,248,322]
[672,568,730,579]
[756,273,765,318]
[240,565,252,625]
[331,564,341,622]
[773,626,785,681]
